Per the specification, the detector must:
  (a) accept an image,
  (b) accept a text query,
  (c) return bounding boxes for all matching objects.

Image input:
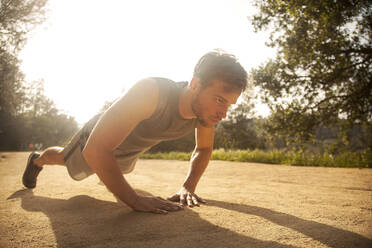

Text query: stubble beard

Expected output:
[191,94,213,128]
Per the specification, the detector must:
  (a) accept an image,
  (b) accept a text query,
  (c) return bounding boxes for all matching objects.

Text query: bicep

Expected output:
[84,78,159,153]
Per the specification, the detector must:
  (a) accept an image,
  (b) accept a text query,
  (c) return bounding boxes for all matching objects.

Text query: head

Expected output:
[193,49,248,92]
[190,50,248,127]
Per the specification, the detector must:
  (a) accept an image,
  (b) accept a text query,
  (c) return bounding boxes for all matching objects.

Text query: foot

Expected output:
[22,152,42,189]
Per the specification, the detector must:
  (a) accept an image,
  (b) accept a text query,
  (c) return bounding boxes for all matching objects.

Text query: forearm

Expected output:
[183,148,212,192]
[82,148,138,208]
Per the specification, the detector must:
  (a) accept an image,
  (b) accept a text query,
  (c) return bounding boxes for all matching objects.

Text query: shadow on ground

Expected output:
[208,200,372,248]
[8,189,372,248]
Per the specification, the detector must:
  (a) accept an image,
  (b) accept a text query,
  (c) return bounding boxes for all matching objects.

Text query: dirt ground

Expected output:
[0,152,371,248]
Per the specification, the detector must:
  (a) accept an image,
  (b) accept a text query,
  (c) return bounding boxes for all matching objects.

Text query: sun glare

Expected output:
[20,0,275,125]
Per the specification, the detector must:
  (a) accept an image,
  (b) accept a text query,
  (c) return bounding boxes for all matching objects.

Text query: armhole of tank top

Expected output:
[147,78,170,120]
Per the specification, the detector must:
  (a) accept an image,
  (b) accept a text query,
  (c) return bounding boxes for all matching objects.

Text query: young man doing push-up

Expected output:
[22,50,248,214]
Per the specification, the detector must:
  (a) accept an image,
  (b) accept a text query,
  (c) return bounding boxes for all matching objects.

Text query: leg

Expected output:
[22,146,66,188]
[34,146,65,167]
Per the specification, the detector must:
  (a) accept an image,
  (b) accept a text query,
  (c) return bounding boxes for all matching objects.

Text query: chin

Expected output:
[198,118,216,128]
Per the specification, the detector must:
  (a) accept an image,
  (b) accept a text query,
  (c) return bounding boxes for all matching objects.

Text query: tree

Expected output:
[0,79,79,150]
[0,0,48,54]
[0,1,52,150]
[23,80,79,147]
[0,50,25,115]
[0,0,49,115]
[251,0,372,142]
[214,90,267,150]
[0,1,78,151]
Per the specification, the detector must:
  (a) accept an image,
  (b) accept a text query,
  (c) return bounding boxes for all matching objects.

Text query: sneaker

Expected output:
[22,152,42,188]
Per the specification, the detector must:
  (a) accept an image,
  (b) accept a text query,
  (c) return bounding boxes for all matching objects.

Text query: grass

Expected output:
[140,149,372,168]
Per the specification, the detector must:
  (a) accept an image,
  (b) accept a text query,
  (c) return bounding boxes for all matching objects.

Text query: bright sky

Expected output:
[20,0,275,125]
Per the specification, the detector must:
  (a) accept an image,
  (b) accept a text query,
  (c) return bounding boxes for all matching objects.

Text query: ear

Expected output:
[190,77,201,91]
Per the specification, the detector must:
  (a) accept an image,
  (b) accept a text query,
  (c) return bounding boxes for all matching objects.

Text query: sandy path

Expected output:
[0,152,371,248]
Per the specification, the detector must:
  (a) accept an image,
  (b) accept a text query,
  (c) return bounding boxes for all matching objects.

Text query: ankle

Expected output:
[33,157,43,168]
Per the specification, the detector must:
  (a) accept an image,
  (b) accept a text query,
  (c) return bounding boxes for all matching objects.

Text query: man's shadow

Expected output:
[8,190,372,248]
[8,189,296,248]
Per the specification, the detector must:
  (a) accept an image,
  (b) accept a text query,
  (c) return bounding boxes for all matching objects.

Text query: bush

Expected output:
[140,149,372,168]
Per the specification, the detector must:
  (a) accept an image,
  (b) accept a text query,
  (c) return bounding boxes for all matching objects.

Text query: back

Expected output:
[82,77,198,173]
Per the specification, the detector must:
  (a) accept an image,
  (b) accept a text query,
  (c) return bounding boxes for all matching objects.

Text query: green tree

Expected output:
[0,0,49,114]
[251,0,372,143]
[0,50,25,115]
[1,0,50,150]
[213,90,267,150]
[12,80,78,150]
[0,0,48,54]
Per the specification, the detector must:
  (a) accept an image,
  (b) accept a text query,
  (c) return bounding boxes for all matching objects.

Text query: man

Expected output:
[22,50,248,214]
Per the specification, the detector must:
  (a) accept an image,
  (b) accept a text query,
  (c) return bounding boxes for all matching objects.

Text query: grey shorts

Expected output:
[62,114,101,181]
[62,128,94,181]
[62,114,138,181]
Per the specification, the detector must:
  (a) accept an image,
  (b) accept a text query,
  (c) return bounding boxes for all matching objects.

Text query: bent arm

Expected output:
[82,78,158,208]
[183,124,214,193]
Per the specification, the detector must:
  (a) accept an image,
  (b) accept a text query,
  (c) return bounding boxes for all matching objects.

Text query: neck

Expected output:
[178,87,196,119]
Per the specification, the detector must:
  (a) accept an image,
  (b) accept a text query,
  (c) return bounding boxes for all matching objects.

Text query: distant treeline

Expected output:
[1,78,370,155]
[1,79,370,158]
[1,0,371,160]
[148,114,371,156]
[1,1,79,151]
[0,80,78,151]
[0,110,78,151]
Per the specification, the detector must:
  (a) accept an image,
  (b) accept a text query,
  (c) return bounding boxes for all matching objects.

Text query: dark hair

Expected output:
[193,49,248,91]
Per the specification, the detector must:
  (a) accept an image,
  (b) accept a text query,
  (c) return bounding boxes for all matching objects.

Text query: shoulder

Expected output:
[146,77,188,89]
[146,77,176,91]
[106,78,160,121]
[126,78,160,101]
[132,77,158,90]
[148,77,175,84]
[133,77,175,94]
[143,77,180,100]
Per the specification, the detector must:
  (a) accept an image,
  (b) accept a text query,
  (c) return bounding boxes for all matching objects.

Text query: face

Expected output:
[191,79,241,128]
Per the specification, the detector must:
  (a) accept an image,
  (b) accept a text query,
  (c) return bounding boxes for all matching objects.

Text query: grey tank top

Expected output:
[82,77,199,173]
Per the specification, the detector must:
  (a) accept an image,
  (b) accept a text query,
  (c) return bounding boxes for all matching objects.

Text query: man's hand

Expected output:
[167,186,206,208]
[130,195,184,214]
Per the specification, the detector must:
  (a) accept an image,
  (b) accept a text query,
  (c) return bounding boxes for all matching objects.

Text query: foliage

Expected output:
[0,0,49,115]
[141,151,191,161]
[0,80,78,150]
[213,89,266,150]
[251,0,372,143]
[140,149,372,168]
[0,50,25,115]
[0,1,76,150]
[146,95,370,156]
[0,0,48,53]
[143,101,371,167]
[148,132,196,153]
[214,117,266,150]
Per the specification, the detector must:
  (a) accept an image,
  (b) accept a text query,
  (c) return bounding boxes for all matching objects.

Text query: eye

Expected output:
[216,97,224,104]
